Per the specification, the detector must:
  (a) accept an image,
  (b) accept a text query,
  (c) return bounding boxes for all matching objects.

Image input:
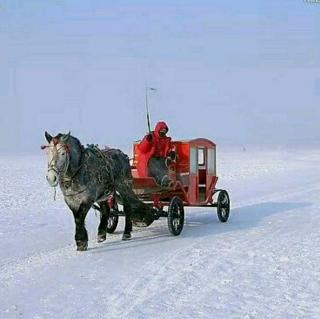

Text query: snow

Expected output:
[0,148,320,318]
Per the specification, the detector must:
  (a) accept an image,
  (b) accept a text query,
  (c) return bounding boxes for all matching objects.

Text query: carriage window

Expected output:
[198,148,205,166]
[207,148,216,175]
[190,147,197,173]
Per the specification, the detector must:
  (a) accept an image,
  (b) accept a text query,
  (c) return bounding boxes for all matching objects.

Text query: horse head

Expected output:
[43,131,72,187]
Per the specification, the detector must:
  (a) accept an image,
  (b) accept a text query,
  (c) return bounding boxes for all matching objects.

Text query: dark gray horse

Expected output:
[43,132,155,251]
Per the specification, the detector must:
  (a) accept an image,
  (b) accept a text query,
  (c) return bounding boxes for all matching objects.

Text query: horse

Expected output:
[43,131,155,251]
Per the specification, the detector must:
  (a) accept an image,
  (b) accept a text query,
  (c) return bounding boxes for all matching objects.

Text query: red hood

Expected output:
[154,121,168,137]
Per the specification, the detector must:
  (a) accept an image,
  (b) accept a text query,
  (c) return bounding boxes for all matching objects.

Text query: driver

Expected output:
[137,121,175,187]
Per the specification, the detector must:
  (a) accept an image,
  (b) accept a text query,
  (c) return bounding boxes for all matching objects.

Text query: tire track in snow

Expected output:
[0,245,75,287]
[103,180,320,318]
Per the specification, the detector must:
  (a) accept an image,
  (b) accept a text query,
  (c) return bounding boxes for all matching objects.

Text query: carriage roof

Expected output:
[171,138,216,148]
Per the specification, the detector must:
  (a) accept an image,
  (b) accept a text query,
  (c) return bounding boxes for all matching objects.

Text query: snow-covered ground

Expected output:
[0,148,319,318]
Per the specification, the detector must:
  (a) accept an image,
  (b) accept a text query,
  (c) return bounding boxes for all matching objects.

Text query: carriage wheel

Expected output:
[106,205,119,233]
[167,196,184,236]
[217,190,230,223]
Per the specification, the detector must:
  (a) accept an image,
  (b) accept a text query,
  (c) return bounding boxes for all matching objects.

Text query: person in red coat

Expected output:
[137,121,174,186]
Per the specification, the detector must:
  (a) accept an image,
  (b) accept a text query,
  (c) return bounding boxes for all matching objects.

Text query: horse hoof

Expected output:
[97,234,106,243]
[76,241,88,251]
[122,234,131,241]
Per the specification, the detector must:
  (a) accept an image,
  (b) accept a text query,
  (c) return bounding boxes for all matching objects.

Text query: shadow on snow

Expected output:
[89,201,310,254]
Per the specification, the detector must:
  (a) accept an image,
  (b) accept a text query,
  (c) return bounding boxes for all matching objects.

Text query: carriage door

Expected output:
[190,147,207,203]
[197,147,207,202]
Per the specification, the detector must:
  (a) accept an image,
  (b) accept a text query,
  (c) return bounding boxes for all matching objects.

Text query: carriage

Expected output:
[106,138,231,236]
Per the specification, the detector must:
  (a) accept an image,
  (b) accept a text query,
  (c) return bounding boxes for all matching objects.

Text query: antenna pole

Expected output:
[145,86,151,133]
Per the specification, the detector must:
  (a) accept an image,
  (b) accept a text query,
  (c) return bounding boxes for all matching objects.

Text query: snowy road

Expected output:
[0,148,319,318]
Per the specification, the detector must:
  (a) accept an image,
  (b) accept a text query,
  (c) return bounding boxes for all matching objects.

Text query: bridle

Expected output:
[46,143,71,181]
[42,139,86,198]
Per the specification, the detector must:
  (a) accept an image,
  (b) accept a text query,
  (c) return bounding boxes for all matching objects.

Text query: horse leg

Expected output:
[72,203,90,251]
[122,201,132,241]
[97,202,110,243]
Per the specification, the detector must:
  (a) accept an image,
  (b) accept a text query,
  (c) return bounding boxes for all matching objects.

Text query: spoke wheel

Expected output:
[167,196,184,236]
[217,190,230,223]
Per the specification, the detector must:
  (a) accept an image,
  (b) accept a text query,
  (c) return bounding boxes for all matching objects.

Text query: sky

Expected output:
[0,0,319,153]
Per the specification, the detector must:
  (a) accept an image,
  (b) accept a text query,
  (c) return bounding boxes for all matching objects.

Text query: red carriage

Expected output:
[129,138,231,235]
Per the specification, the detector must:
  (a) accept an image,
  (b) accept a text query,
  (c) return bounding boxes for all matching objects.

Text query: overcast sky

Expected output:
[0,0,319,153]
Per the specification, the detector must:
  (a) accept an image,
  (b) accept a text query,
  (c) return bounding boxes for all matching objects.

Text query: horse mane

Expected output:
[68,135,83,152]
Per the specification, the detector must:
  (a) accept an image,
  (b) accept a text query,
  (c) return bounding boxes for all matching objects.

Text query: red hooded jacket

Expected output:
[137,121,172,177]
